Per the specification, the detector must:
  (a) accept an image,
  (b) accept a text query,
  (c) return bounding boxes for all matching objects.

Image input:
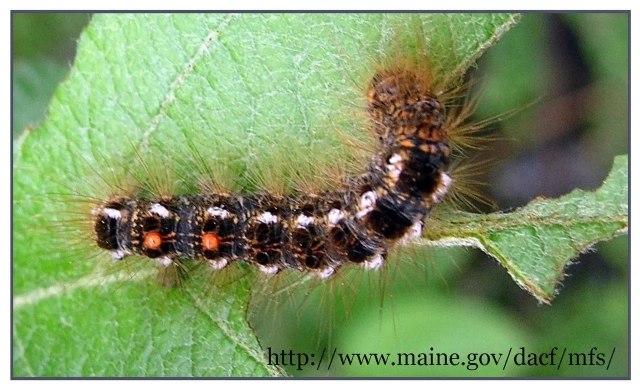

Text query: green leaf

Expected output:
[13,14,520,377]
[421,155,629,303]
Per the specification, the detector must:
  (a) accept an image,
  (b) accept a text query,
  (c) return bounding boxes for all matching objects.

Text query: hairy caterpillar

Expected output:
[91,66,453,281]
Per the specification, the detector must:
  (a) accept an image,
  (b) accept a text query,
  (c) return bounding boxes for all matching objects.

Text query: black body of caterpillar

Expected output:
[92,67,452,279]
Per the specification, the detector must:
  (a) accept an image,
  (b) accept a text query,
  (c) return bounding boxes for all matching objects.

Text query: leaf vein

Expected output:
[139,13,239,152]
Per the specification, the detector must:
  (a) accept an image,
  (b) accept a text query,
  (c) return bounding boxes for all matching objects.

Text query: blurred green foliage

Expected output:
[12,13,90,135]
[12,13,628,378]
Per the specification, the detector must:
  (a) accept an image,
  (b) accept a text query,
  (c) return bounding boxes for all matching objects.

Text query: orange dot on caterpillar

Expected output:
[143,232,162,250]
[202,233,220,251]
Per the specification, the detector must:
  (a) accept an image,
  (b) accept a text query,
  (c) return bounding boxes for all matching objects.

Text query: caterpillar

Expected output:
[92,66,453,280]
